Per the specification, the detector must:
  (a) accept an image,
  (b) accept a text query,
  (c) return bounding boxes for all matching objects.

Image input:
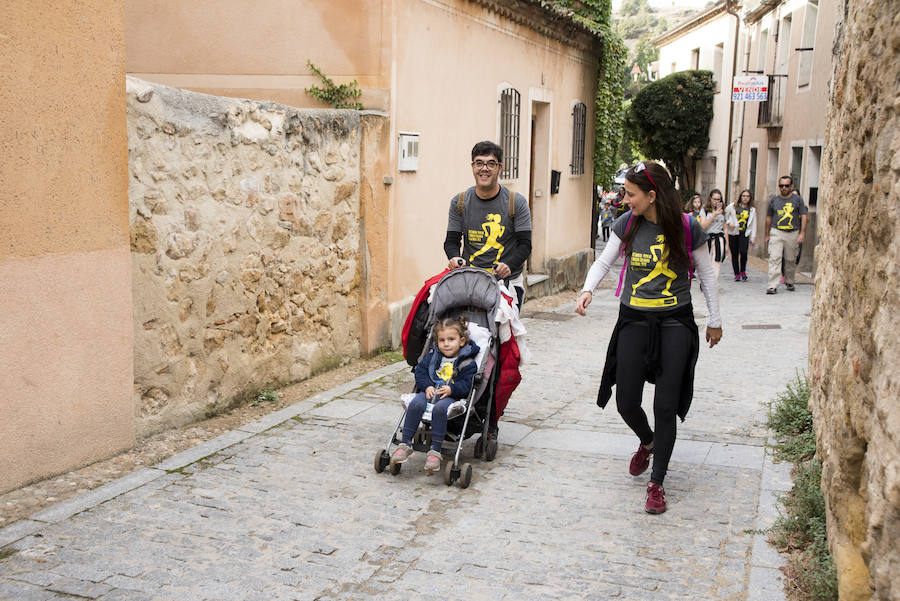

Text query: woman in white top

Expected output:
[698,189,727,280]
[574,161,722,515]
[725,189,756,281]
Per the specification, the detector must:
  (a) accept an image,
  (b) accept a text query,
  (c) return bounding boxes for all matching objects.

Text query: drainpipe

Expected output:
[724,0,740,204]
[734,27,752,198]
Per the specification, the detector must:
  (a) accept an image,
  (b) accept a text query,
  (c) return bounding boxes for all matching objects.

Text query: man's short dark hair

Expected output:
[779,175,793,184]
[471,141,503,163]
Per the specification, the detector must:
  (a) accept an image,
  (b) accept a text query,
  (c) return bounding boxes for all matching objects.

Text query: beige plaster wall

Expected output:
[809,3,899,599]
[0,1,134,493]
[125,0,392,111]
[389,0,599,299]
[735,2,836,265]
[657,10,736,198]
[127,78,362,436]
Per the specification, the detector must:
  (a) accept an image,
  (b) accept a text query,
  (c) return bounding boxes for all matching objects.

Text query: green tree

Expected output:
[627,70,715,192]
[633,36,659,78]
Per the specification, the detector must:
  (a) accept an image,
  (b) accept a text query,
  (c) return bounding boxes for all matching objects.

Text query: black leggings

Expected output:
[729,234,749,275]
[615,322,693,485]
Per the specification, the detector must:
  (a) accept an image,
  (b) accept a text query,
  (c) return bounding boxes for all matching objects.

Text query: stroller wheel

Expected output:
[484,438,498,462]
[473,436,484,459]
[389,461,402,476]
[459,463,473,489]
[442,461,456,486]
[374,449,390,473]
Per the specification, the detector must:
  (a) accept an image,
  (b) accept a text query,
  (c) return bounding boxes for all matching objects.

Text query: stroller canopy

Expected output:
[429,268,501,329]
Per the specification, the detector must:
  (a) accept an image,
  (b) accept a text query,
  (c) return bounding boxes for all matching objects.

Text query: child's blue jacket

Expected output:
[414,340,480,399]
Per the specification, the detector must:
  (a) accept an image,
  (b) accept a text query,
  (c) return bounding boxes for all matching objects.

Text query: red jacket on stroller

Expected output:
[401,271,522,422]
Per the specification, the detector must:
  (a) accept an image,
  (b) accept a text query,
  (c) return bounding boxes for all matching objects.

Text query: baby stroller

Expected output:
[374,267,502,488]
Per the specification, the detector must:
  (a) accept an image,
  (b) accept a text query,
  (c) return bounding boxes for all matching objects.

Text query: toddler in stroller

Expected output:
[390,316,480,472]
[375,267,504,488]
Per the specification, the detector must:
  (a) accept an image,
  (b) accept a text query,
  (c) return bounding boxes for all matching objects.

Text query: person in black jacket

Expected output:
[391,317,480,472]
[574,161,723,514]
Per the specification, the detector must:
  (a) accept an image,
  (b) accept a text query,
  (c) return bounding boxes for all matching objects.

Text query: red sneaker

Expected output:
[629,443,653,476]
[645,482,667,514]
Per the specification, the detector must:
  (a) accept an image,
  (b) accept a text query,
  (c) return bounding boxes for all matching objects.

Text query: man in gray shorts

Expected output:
[444,140,533,307]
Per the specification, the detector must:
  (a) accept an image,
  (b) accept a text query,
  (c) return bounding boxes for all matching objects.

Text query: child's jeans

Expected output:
[402,392,457,452]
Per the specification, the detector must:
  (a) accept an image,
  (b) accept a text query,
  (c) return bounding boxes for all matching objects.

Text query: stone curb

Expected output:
[0,360,409,548]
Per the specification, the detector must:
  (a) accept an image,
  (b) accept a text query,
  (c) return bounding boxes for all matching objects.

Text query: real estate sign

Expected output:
[732,75,768,102]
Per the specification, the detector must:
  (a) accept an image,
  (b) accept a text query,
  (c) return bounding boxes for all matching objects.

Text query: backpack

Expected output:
[456,187,516,227]
[615,212,695,298]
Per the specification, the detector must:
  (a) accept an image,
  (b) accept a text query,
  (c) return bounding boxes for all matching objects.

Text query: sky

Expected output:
[612,0,711,9]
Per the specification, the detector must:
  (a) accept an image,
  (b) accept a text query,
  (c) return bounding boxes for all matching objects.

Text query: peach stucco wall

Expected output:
[390,0,598,298]
[125,0,392,111]
[0,1,134,492]
[123,0,600,346]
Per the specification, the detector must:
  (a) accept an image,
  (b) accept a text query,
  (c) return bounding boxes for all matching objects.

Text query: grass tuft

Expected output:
[766,372,837,601]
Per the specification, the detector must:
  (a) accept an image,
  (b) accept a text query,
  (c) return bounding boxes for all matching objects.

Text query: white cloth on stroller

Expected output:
[495,282,531,364]
[401,393,467,422]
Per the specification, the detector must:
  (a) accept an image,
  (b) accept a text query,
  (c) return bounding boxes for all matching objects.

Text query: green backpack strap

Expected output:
[457,191,466,215]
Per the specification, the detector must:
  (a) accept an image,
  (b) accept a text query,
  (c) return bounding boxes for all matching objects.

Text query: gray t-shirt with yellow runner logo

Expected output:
[612,211,707,311]
[447,187,532,278]
[767,193,808,231]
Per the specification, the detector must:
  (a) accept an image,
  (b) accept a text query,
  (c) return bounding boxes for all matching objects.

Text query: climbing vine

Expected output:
[304,60,363,110]
[548,1,627,189]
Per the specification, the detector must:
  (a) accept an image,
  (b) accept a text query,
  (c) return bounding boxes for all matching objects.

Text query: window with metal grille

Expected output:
[499,88,520,179]
[570,102,586,175]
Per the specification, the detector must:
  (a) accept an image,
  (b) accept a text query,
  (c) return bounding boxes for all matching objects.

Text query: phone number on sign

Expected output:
[732,91,768,101]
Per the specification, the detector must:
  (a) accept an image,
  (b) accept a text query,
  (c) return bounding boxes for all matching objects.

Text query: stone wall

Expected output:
[808,3,899,600]
[127,77,362,437]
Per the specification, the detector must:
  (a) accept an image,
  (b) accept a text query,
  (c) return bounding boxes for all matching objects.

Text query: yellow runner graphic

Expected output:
[436,362,454,383]
[469,214,505,264]
[630,234,678,307]
[777,203,795,230]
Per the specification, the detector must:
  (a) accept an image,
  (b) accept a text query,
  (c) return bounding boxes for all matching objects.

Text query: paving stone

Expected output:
[46,575,113,599]
[0,272,812,601]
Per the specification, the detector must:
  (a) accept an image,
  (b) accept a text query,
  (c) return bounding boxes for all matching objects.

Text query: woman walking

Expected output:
[574,161,722,514]
[699,189,727,280]
[725,189,756,281]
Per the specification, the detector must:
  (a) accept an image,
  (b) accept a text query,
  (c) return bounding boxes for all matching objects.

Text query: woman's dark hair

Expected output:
[471,141,503,163]
[703,188,724,212]
[622,161,690,271]
[736,188,753,206]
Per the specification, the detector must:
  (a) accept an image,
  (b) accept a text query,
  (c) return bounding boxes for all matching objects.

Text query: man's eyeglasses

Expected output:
[778,184,792,188]
[472,160,500,170]
[633,161,657,189]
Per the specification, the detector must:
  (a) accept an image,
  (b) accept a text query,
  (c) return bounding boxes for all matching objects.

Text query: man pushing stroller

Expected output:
[444,140,532,440]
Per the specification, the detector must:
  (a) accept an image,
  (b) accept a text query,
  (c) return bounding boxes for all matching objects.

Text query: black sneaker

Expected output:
[786,283,795,291]
[766,288,776,295]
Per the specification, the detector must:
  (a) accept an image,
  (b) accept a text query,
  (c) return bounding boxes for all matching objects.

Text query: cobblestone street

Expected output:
[0,265,811,601]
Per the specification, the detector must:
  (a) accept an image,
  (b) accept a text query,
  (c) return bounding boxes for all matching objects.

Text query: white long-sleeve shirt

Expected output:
[582,232,722,328]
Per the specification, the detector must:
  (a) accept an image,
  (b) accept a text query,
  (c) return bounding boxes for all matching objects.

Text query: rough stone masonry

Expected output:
[809,2,900,600]
[127,77,362,437]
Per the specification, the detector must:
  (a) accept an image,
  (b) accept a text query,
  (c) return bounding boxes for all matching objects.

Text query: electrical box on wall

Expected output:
[398,132,420,172]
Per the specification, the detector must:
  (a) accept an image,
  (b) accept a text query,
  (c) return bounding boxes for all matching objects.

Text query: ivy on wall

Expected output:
[548,0,627,189]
